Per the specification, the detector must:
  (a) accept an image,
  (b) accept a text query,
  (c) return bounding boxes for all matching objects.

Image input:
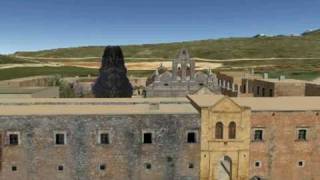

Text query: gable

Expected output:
[193,87,215,95]
[209,97,242,112]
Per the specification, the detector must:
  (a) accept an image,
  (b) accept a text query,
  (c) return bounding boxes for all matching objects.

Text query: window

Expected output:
[55,132,66,145]
[215,122,224,139]
[255,161,261,168]
[100,133,109,144]
[228,122,236,139]
[144,163,152,170]
[143,132,152,144]
[58,165,64,171]
[188,163,194,169]
[98,131,110,144]
[262,88,265,96]
[11,166,17,171]
[187,131,197,143]
[253,129,263,141]
[297,160,305,167]
[99,164,106,171]
[297,129,307,141]
[7,132,20,145]
[187,64,191,71]
[256,86,260,95]
[269,89,273,96]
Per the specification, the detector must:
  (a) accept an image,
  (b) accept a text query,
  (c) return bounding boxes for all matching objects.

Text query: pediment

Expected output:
[209,97,242,112]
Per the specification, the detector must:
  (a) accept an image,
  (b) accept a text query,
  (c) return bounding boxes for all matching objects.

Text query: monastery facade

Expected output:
[0,96,320,180]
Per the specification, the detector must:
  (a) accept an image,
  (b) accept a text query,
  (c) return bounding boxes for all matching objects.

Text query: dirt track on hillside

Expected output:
[63,61,223,70]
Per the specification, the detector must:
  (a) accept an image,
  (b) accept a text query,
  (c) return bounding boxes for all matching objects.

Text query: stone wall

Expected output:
[0,114,200,180]
[250,111,320,180]
[251,79,275,97]
[305,83,320,96]
[274,82,305,97]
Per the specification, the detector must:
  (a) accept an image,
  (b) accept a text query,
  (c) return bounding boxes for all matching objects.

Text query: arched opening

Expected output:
[228,122,236,139]
[217,156,232,180]
[215,122,224,139]
[250,176,262,180]
[186,63,191,80]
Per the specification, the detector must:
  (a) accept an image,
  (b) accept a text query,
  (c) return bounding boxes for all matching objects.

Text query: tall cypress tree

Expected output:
[93,46,133,98]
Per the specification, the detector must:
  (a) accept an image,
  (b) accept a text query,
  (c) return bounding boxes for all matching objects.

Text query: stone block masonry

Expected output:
[0,114,200,180]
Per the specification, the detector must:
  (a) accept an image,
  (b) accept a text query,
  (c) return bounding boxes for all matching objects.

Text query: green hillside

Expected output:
[14,29,320,59]
[0,55,33,64]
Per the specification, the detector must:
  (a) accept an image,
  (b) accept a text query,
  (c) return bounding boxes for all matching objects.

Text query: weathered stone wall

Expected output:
[274,82,305,96]
[0,114,200,180]
[305,83,320,96]
[251,80,275,97]
[250,111,320,180]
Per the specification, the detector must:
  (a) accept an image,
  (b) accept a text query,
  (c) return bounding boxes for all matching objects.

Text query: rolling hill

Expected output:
[14,29,320,60]
[0,55,34,64]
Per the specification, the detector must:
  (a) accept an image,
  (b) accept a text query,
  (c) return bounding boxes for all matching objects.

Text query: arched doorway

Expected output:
[216,156,232,180]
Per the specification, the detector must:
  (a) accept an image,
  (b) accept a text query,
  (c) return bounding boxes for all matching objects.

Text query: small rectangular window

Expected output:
[187,132,197,143]
[55,132,66,145]
[7,132,20,145]
[297,129,307,141]
[253,129,263,141]
[143,133,152,144]
[12,166,17,171]
[100,133,110,144]
[8,133,19,145]
[297,160,305,167]
[58,165,64,171]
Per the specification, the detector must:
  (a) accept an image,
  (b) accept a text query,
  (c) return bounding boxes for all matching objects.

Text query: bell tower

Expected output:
[172,48,195,81]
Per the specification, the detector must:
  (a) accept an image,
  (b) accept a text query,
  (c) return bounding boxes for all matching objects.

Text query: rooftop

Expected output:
[256,78,307,84]
[218,71,261,79]
[0,97,198,116]
[188,95,320,111]
[1,95,320,116]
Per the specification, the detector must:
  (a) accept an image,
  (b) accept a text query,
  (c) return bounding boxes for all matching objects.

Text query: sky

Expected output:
[0,0,319,54]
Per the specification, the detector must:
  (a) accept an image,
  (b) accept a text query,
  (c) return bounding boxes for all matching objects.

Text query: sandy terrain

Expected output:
[63,61,222,70]
[0,63,62,69]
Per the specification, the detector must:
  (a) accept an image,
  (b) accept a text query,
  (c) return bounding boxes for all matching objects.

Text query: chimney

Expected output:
[279,75,285,80]
[250,68,255,75]
[263,73,268,79]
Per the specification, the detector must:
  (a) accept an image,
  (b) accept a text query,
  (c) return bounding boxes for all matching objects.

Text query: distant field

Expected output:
[0,66,153,81]
[0,66,318,81]
[0,55,35,64]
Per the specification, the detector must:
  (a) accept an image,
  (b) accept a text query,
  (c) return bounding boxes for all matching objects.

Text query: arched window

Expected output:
[177,64,181,70]
[229,122,236,139]
[215,122,223,139]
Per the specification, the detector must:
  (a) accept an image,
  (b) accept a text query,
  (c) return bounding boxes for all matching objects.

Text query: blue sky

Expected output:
[0,0,319,54]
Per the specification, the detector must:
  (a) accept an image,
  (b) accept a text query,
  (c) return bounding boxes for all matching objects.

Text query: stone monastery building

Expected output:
[0,95,320,180]
[146,49,220,97]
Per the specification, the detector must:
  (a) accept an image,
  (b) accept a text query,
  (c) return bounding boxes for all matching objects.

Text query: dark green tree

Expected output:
[93,46,133,98]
